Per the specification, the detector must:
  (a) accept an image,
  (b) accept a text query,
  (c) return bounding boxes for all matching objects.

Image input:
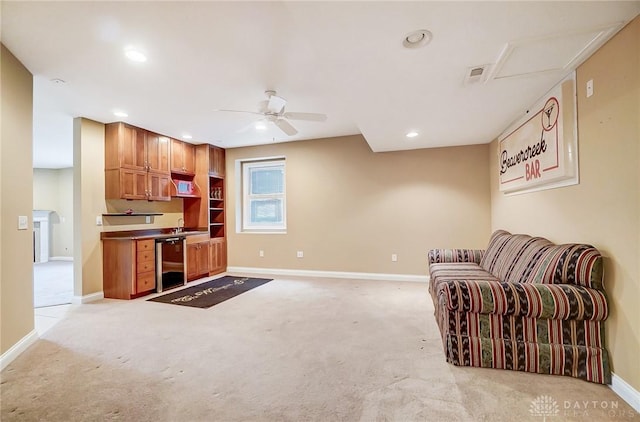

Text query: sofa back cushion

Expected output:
[480,230,605,290]
[523,244,604,290]
[479,230,552,284]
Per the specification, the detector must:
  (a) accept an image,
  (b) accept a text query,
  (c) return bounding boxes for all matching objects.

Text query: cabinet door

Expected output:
[170,138,185,173]
[209,238,226,275]
[147,134,170,173]
[209,146,225,177]
[121,125,147,170]
[183,143,195,174]
[187,242,210,281]
[147,172,171,201]
[197,242,210,276]
[120,169,148,200]
[186,243,199,281]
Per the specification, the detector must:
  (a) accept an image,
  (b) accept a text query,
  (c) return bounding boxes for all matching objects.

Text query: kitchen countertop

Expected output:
[100,229,208,241]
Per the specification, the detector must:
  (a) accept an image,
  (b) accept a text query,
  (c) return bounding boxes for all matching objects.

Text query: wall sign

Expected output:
[499,73,579,194]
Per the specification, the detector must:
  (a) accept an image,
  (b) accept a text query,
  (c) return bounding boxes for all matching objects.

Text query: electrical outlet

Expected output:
[391,253,398,262]
[259,250,264,257]
[96,215,103,226]
[297,251,304,258]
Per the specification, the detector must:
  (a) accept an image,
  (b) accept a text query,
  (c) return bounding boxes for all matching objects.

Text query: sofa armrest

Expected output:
[437,279,608,321]
[428,249,484,265]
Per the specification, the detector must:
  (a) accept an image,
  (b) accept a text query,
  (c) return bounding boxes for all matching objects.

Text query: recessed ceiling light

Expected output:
[182,134,193,140]
[124,46,147,63]
[113,111,128,118]
[406,131,419,138]
[255,122,267,131]
[403,30,433,49]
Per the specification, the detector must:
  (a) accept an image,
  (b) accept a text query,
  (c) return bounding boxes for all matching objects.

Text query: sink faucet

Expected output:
[175,217,184,234]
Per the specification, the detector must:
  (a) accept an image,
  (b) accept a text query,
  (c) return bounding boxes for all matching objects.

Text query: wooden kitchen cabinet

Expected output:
[186,234,210,281]
[170,138,196,175]
[209,146,225,177]
[105,123,169,173]
[146,133,170,173]
[105,169,171,201]
[105,122,171,201]
[209,238,226,275]
[115,124,146,171]
[103,238,156,299]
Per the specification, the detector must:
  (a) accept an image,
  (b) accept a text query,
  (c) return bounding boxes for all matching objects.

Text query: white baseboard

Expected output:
[227,266,428,283]
[0,329,38,371]
[611,373,640,413]
[71,291,104,304]
[49,256,73,262]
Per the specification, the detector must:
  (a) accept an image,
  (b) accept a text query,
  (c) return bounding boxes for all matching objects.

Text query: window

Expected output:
[241,158,286,232]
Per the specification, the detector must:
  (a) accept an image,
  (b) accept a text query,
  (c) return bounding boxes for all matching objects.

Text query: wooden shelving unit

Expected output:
[183,144,227,277]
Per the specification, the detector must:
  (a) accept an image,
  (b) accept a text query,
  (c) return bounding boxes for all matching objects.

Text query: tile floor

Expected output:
[34,304,74,336]
[33,260,73,308]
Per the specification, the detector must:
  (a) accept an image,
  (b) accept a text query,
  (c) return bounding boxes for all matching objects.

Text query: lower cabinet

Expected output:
[209,238,227,275]
[187,234,210,281]
[103,238,156,299]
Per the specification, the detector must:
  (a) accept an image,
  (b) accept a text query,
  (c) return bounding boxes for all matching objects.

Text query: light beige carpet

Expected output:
[1,275,635,421]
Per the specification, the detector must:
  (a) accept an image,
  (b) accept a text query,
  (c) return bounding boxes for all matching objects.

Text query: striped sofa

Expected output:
[428,230,611,384]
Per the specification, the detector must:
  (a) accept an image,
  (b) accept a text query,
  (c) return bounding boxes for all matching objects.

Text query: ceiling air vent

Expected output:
[464,64,490,85]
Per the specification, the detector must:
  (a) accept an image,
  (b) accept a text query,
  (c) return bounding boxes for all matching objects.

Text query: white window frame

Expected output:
[239,158,286,233]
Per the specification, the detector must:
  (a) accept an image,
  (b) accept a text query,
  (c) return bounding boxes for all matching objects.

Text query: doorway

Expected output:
[32,168,75,308]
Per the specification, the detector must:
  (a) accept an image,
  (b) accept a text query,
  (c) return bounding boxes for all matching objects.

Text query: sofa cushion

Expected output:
[522,244,604,290]
[436,279,608,321]
[479,230,553,284]
[429,262,499,299]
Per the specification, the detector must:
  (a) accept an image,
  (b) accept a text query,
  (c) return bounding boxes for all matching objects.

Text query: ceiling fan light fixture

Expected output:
[403,30,432,49]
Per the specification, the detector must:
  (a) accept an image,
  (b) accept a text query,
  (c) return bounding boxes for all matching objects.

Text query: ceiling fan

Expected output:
[215,90,327,136]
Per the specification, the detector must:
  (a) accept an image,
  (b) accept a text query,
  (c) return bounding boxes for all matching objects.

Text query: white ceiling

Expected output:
[2,1,639,169]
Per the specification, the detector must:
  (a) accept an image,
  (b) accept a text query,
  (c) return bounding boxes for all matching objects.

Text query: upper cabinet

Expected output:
[105,122,171,201]
[170,138,196,176]
[105,123,169,173]
[209,146,225,177]
[146,134,170,173]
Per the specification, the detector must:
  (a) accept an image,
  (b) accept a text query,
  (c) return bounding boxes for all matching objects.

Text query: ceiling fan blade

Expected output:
[267,95,287,114]
[214,109,263,116]
[282,112,327,122]
[274,119,298,136]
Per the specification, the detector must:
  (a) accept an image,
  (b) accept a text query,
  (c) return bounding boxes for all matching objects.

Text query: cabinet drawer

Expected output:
[137,249,155,263]
[137,260,155,274]
[137,239,155,252]
[136,271,156,293]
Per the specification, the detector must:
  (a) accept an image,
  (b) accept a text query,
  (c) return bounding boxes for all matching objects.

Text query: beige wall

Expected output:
[74,118,105,297]
[0,44,34,354]
[226,135,491,275]
[490,18,640,390]
[33,167,74,257]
